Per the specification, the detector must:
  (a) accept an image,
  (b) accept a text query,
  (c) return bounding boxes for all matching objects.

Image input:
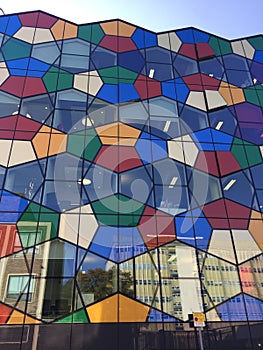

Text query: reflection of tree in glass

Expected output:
[78,267,133,300]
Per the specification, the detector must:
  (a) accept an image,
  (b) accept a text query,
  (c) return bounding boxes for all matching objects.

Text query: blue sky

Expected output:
[0,0,262,39]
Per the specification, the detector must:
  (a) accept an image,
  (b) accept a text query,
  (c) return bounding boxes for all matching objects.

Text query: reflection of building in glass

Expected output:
[0,9,263,349]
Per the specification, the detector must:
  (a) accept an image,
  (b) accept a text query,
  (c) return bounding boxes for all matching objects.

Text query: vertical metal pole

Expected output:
[198,327,204,350]
[31,325,39,350]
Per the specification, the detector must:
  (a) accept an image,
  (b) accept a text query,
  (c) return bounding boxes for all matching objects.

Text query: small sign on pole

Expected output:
[193,312,205,328]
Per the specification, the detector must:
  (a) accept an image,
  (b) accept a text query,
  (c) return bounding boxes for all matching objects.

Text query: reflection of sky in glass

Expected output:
[3,0,262,38]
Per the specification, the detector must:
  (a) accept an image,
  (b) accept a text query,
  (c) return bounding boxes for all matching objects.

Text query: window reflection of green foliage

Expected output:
[78,267,133,300]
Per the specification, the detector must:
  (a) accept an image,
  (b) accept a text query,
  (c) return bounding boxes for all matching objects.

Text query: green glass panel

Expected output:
[78,24,104,44]
[17,203,59,244]
[209,36,232,56]
[67,130,101,161]
[43,67,73,92]
[92,195,144,226]
[56,309,89,323]
[244,87,260,106]
[244,86,263,107]
[98,67,138,84]
[231,138,249,168]
[2,38,31,60]
[244,145,262,167]
[248,37,263,50]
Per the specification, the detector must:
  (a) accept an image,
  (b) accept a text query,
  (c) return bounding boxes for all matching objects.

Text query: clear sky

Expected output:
[0,0,262,39]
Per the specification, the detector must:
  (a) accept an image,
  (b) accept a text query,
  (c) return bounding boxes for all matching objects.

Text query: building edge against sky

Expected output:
[0,9,262,350]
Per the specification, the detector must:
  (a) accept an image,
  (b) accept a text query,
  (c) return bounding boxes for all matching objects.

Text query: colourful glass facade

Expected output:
[0,10,263,349]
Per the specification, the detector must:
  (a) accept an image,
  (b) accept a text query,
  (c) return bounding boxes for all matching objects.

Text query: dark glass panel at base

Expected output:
[0,322,262,350]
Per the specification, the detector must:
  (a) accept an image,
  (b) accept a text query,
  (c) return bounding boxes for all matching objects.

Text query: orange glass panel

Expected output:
[219,82,245,106]
[100,21,118,36]
[119,294,149,322]
[64,22,78,39]
[96,122,140,146]
[119,21,136,37]
[249,210,263,250]
[87,294,118,323]
[51,20,65,40]
[32,126,67,158]
[7,310,41,324]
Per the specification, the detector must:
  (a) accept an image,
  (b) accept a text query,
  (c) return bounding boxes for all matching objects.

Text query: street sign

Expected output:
[193,312,205,327]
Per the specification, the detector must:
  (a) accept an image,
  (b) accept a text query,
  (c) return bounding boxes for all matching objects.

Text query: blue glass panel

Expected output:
[136,137,167,164]
[132,28,145,49]
[5,161,43,200]
[97,84,118,104]
[192,129,233,151]
[192,216,212,250]
[173,55,198,76]
[162,80,177,100]
[32,42,61,65]
[146,63,174,81]
[176,213,211,250]
[148,308,179,322]
[254,50,263,64]
[175,78,189,103]
[0,191,28,222]
[251,61,263,83]
[222,170,254,207]
[28,58,50,73]
[145,48,171,64]
[78,251,110,272]
[119,50,144,73]
[91,46,117,69]
[193,29,210,43]
[189,170,222,206]
[175,216,195,246]
[256,189,263,212]
[208,108,237,136]
[155,185,189,215]
[176,29,195,44]
[0,16,8,33]
[180,106,208,133]
[145,31,157,48]
[0,166,5,188]
[200,57,224,80]
[226,69,252,87]
[62,38,90,56]
[7,58,50,77]
[42,181,88,212]
[84,164,117,201]
[152,159,187,186]
[132,28,157,49]
[5,15,21,36]
[223,54,249,71]
[46,154,85,181]
[120,167,152,204]
[89,226,146,262]
[217,295,247,321]
[244,294,263,321]
[250,164,263,189]
[119,83,140,103]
